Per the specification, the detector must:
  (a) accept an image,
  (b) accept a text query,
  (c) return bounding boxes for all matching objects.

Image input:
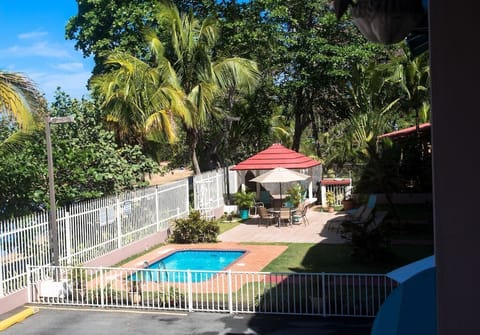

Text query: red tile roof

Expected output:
[231,143,321,170]
[378,123,431,140]
[321,179,351,186]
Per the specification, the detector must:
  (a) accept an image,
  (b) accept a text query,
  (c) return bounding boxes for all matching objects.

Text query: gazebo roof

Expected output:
[231,143,321,171]
[378,123,431,140]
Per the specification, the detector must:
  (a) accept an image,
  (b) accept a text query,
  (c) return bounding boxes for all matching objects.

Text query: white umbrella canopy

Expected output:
[250,167,311,184]
[250,167,311,205]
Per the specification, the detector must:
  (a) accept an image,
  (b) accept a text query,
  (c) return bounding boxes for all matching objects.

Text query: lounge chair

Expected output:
[326,204,366,232]
[341,210,389,242]
[346,194,376,216]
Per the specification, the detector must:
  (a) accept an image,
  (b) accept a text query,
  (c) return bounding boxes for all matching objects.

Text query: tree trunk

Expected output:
[291,88,312,151]
[187,129,201,175]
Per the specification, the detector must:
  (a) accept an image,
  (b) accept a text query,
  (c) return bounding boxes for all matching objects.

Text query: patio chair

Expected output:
[249,202,264,222]
[258,206,275,227]
[293,203,310,225]
[279,207,292,226]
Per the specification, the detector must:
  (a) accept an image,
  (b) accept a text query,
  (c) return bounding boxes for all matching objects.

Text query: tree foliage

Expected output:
[0,70,47,151]
[91,1,260,174]
[0,91,158,219]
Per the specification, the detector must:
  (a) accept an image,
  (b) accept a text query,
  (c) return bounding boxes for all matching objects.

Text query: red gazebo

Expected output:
[231,143,321,171]
[231,143,322,202]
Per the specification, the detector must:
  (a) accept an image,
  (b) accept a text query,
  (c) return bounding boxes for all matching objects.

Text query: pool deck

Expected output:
[121,242,288,273]
[123,207,347,273]
[218,206,346,244]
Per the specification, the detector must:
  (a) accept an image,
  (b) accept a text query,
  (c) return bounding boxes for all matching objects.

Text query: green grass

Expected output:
[217,220,242,234]
[113,204,433,275]
[379,203,433,221]
[390,222,434,240]
[262,243,434,274]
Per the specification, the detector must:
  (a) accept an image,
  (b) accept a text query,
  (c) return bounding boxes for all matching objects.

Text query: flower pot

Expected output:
[328,207,335,213]
[342,199,355,211]
[239,208,249,220]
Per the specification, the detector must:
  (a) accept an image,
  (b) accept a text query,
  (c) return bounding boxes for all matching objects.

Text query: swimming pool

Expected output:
[131,250,246,283]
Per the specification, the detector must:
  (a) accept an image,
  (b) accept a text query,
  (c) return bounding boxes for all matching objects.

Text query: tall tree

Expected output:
[0,91,158,219]
[257,0,382,153]
[92,1,260,174]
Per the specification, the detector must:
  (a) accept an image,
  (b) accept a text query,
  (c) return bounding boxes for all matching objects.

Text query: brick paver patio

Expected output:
[218,206,346,244]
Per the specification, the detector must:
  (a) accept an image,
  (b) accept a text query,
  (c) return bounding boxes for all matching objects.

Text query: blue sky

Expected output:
[0,1,94,103]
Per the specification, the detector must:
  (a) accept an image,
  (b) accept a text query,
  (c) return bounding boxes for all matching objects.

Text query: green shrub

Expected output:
[170,210,220,243]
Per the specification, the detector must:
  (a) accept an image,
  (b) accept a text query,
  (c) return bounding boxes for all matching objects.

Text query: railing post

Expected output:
[116,198,122,249]
[228,270,233,314]
[100,267,105,307]
[27,265,31,302]
[320,185,327,207]
[185,179,190,215]
[0,250,4,298]
[187,270,193,312]
[322,272,326,317]
[155,186,160,231]
[65,211,72,265]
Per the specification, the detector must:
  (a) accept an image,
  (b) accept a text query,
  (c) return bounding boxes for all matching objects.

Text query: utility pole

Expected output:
[45,115,74,271]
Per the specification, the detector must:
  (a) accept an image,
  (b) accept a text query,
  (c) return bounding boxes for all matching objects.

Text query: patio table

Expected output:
[268,208,297,227]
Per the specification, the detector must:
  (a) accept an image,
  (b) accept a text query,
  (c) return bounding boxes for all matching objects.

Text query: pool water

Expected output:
[131,250,245,283]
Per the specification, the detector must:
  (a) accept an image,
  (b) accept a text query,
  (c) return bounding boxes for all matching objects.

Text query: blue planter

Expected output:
[239,209,249,220]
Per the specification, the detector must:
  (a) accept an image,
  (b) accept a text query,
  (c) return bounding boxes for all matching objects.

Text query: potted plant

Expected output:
[234,190,256,220]
[342,195,355,211]
[285,183,303,208]
[326,191,336,213]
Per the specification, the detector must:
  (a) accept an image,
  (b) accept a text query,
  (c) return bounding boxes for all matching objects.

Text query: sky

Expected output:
[0,1,94,103]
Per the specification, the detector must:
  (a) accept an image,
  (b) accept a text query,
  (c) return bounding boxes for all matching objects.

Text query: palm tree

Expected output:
[92,1,260,174]
[153,1,260,174]
[90,51,189,146]
[0,71,45,147]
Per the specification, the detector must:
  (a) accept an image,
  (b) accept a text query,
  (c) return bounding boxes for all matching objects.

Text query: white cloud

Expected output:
[30,71,92,102]
[18,31,48,40]
[3,42,71,59]
[53,62,84,72]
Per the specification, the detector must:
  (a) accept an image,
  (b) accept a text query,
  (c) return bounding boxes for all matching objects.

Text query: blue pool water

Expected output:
[130,250,245,283]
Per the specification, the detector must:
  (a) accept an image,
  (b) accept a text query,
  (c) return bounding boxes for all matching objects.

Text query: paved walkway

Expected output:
[219,207,346,244]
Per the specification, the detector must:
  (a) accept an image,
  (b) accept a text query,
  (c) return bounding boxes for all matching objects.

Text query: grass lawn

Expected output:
[217,219,242,234]
[260,242,434,274]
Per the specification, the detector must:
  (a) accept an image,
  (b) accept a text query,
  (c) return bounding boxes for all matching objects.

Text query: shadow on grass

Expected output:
[281,243,434,274]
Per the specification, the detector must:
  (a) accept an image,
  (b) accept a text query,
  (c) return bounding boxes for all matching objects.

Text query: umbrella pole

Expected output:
[280,183,282,206]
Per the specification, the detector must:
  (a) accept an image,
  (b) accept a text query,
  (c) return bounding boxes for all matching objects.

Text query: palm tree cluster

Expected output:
[90,1,260,175]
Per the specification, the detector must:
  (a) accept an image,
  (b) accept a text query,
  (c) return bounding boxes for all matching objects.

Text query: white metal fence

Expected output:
[320,179,352,206]
[193,167,238,219]
[28,265,397,317]
[0,180,189,297]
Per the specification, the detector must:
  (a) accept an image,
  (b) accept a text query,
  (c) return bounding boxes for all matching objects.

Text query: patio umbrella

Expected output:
[371,255,436,335]
[250,167,310,204]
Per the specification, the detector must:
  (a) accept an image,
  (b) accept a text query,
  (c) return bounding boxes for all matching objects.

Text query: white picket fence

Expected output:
[28,265,397,317]
[0,180,189,297]
[320,179,352,206]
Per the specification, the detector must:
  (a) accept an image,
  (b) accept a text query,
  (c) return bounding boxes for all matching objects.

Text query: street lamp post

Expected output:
[45,115,74,270]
